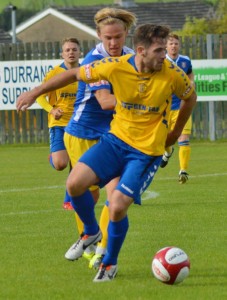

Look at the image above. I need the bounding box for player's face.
[166,38,180,58]
[61,42,81,65]
[143,38,167,72]
[98,23,127,57]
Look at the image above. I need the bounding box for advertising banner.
[193,59,227,101]
[0,59,227,110]
[0,60,61,110]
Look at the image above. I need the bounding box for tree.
[177,0,227,35]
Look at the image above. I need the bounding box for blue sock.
[102,216,129,266]
[70,190,99,235]
[49,154,55,169]
[64,190,71,203]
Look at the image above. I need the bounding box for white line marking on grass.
[1,172,227,217]
[142,190,159,200]
[1,209,63,216]
[1,172,227,194]
[156,172,227,181]
[0,185,64,193]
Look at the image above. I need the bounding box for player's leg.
[178,116,192,184]
[64,161,102,260]
[49,126,71,209]
[64,133,103,261]
[94,141,162,282]
[49,127,69,170]
[65,135,123,265]
[89,177,119,269]
[93,189,132,282]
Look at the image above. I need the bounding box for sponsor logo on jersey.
[60,93,76,98]
[122,101,159,113]
[89,80,110,87]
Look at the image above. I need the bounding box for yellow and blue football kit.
[37,62,78,206]
[79,54,194,156]
[166,53,193,172]
[37,62,78,153]
[70,54,194,268]
[78,54,194,202]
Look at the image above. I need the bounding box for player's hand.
[50,108,63,120]
[16,90,37,112]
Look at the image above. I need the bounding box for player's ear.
[97,30,102,40]
[137,45,146,56]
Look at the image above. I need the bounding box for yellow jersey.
[79,54,194,156]
[40,62,78,127]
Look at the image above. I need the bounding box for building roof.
[55,1,214,31]
[11,1,214,42]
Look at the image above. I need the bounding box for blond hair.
[94,7,137,33]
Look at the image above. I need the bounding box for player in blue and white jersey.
[63,8,137,268]
[160,33,195,183]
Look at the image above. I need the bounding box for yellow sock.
[179,145,191,171]
[75,213,84,235]
[97,204,109,249]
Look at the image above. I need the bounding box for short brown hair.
[61,37,80,47]
[133,24,170,48]
[167,33,179,40]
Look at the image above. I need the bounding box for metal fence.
[0,35,227,144]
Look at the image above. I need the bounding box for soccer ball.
[151,246,190,285]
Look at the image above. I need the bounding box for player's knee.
[66,176,84,197]
[109,200,128,221]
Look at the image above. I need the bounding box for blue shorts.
[49,126,66,153]
[79,133,162,205]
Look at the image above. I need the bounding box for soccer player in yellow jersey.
[16,24,197,282]
[36,38,81,210]
[160,33,195,183]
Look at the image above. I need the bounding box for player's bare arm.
[95,89,116,110]
[165,90,197,147]
[16,68,81,111]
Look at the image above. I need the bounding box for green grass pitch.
[0,141,227,299]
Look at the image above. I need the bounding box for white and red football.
[151,246,190,285]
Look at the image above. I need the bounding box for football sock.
[64,190,71,203]
[97,200,109,250]
[178,142,191,171]
[70,190,99,235]
[102,215,129,266]
[64,164,73,203]
[74,212,84,235]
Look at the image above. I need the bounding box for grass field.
[1,141,227,300]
